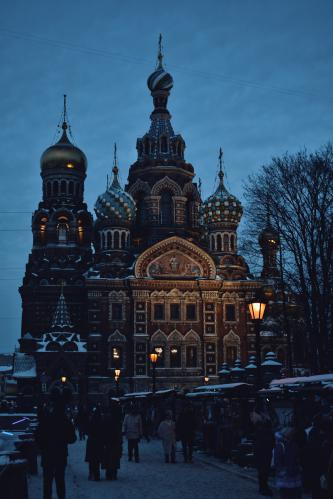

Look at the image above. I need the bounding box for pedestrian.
[253,414,274,496]
[305,414,332,499]
[274,427,303,499]
[158,410,176,463]
[35,388,76,499]
[123,405,142,463]
[75,404,88,441]
[103,399,123,480]
[85,406,104,481]
[176,403,196,463]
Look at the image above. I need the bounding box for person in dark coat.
[103,400,123,480]
[75,404,89,440]
[176,403,196,463]
[85,406,104,481]
[274,427,302,499]
[35,388,76,499]
[253,415,275,496]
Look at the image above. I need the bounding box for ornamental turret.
[126,36,201,248]
[259,216,280,279]
[202,149,247,279]
[94,144,136,276]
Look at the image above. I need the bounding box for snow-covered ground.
[27,439,277,499]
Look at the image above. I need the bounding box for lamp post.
[150,352,158,393]
[114,368,121,396]
[204,375,209,385]
[60,376,67,384]
[248,291,267,388]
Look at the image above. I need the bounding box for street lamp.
[204,376,209,385]
[248,290,267,388]
[114,368,121,396]
[61,376,67,384]
[150,352,158,393]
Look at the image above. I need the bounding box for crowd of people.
[34,387,333,499]
[252,408,333,498]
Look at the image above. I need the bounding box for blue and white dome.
[95,165,136,227]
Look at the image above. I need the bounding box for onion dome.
[147,34,173,92]
[95,145,135,226]
[40,95,87,173]
[202,149,243,226]
[259,223,280,248]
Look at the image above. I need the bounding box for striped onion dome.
[147,35,173,92]
[147,66,173,92]
[94,165,135,227]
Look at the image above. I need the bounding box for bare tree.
[242,144,333,372]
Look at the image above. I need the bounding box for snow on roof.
[270,373,333,386]
[12,353,36,378]
[194,383,251,392]
[123,391,153,398]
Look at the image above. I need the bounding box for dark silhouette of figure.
[305,415,333,499]
[253,415,275,496]
[103,400,123,480]
[176,403,196,463]
[75,404,88,440]
[35,388,76,499]
[123,406,142,463]
[158,410,176,463]
[274,427,302,499]
[85,406,104,481]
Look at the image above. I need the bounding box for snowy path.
[28,439,276,499]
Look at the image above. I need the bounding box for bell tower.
[20,96,93,339]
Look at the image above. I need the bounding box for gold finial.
[157,33,163,69]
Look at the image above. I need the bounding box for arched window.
[46,182,51,196]
[177,142,183,157]
[121,232,126,248]
[107,232,112,249]
[75,183,80,196]
[160,136,168,153]
[223,234,229,252]
[216,233,222,252]
[101,232,106,249]
[160,190,173,225]
[68,181,74,195]
[61,180,66,194]
[144,138,150,155]
[57,222,69,243]
[114,231,120,249]
[53,181,59,195]
[230,234,235,252]
[136,193,146,225]
[186,198,196,227]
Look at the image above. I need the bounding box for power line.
[0,27,321,100]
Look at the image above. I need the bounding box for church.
[19,40,285,398]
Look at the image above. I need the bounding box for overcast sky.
[0,0,332,352]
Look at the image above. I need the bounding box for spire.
[57,94,70,144]
[110,142,121,189]
[218,147,224,182]
[51,286,73,331]
[157,33,163,69]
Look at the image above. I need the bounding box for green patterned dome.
[202,169,243,226]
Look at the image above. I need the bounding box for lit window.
[67,163,74,169]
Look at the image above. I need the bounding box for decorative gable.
[135,236,216,279]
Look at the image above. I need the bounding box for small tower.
[259,215,280,278]
[202,149,248,279]
[20,96,93,338]
[94,144,136,277]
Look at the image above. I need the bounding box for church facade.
[19,42,286,396]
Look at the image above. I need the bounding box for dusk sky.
[0,0,332,352]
